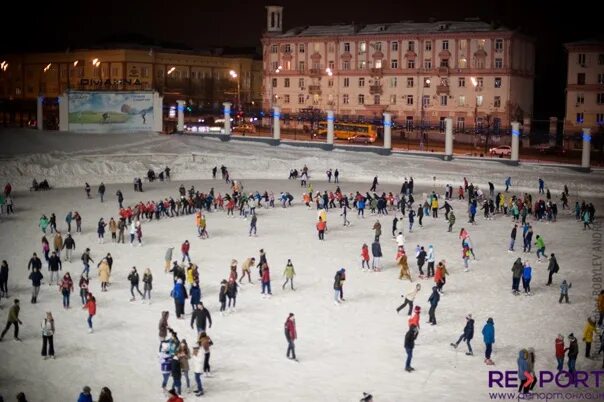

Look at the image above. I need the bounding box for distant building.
[261,6,535,130]
[0,46,263,114]
[563,38,604,135]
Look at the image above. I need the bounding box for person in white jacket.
[191,346,205,396]
[427,245,435,278]
[396,232,405,248]
[396,283,421,315]
[129,221,136,246]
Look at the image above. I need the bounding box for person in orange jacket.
[434,261,449,293]
[166,388,184,402]
[408,305,421,329]
[83,293,96,333]
[316,217,326,240]
[360,244,370,270]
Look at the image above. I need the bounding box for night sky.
[2,0,601,119]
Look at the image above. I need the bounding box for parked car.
[538,144,567,156]
[347,134,376,144]
[232,123,256,134]
[489,145,512,157]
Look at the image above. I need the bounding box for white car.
[489,145,512,157]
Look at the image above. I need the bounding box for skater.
[143,268,153,302]
[239,257,255,284]
[334,168,339,183]
[285,312,297,360]
[565,334,578,380]
[522,261,532,295]
[538,177,544,194]
[546,253,559,286]
[191,346,205,396]
[98,182,106,202]
[170,354,182,395]
[583,317,597,358]
[190,281,201,311]
[158,311,170,342]
[396,246,412,281]
[116,190,124,208]
[396,283,421,315]
[171,279,187,319]
[535,235,547,261]
[370,176,378,192]
[416,246,426,278]
[333,268,346,303]
[408,305,421,329]
[434,261,448,293]
[41,311,55,359]
[98,387,113,402]
[0,299,22,341]
[451,314,475,355]
[97,258,110,292]
[181,241,191,263]
[78,386,93,402]
[482,317,495,365]
[83,293,96,333]
[427,286,440,325]
[28,267,43,304]
[404,324,418,372]
[505,177,511,192]
[282,259,296,290]
[127,267,144,301]
[316,217,326,240]
[218,280,227,314]
[198,331,213,376]
[249,213,257,236]
[555,334,565,372]
[392,215,399,237]
[108,218,117,242]
[361,244,370,270]
[372,220,382,242]
[426,245,435,277]
[448,211,456,232]
[164,247,174,273]
[0,260,7,298]
[371,239,382,271]
[191,303,212,336]
[226,278,238,311]
[81,248,93,276]
[48,251,62,285]
[79,274,89,305]
[177,340,191,393]
[85,183,91,198]
[511,258,523,295]
[63,233,76,262]
[261,264,272,297]
[517,349,532,394]
[509,224,517,252]
[58,272,74,308]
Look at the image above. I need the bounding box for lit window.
[576,112,584,123]
[494,77,501,88]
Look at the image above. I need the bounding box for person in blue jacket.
[427,286,440,325]
[522,261,532,295]
[505,177,511,192]
[357,198,366,217]
[189,282,201,311]
[482,317,495,365]
[77,386,93,402]
[408,209,415,232]
[517,349,531,394]
[171,279,187,319]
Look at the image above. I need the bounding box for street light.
[470,76,479,147]
[229,70,241,115]
[325,67,338,115]
[420,78,431,150]
[167,67,176,75]
[1,61,8,72]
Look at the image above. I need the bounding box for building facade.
[0,47,263,111]
[563,39,604,134]
[261,6,534,130]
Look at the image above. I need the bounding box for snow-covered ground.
[0,129,602,402]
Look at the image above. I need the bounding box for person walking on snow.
[371,240,382,271]
[397,283,421,315]
[451,314,475,355]
[482,317,495,365]
[282,259,296,290]
[83,293,96,333]
[404,324,419,372]
[284,313,297,360]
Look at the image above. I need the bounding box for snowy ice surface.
[0,129,602,402]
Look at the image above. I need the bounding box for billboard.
[68,91,154,133]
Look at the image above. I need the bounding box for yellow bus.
[317,122,378,143]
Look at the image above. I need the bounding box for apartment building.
[563,38,604,134]
[262,6,534,129]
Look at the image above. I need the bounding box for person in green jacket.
[39,215,49,234]
[448,211,456,232]
[282,259,296,291]
[535,235,547,261]
[0,298,22,341]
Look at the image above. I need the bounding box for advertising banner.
[68,91,154,133]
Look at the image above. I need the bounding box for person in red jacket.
[83,293,96,333]
[181,241,191,263]
[555,334,565,372]
[360,244,370,270]
[261,264,272,297]
[284,313,297,360]
[408,305,421,329]
[316,217,326,240]
[166,388,184,402]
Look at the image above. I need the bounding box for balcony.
[309,68,322,77]
[369,84,383,95]
[308,85,322,95]
[438,66,449,76]
[370,68,383,77]
[436,85,450,95]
